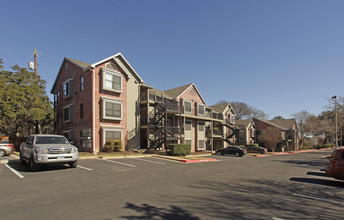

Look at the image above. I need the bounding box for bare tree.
[216,100,268,120]
[292,110,314,147]
[258,127,282,152]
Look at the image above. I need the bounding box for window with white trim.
[63,104,74,123]
[63,79,74,98]
[183,100,192,114]
[102,68,122,93]
[198,121,205,132]
[103,128,122,146]
[185,120,192,131]
[197,103,205,116]
[230,115,235,124]
[198,140,205,150]
[102,98,122,120]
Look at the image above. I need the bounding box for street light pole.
[332,96,338,148]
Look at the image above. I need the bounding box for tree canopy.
[0,59,54,140]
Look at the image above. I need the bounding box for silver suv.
[20,134,79,171]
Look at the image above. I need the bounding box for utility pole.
[34,49,40,134]
[332,96,338,148]
[34,49,38,84]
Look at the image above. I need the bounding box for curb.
[152,154,216,163]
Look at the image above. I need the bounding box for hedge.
[167,144,191,156]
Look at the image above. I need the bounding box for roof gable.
[164,83,206,105]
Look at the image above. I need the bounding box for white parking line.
[103,159,136,167]
[77,165,92,171]
[132,158,166,165]
[293,193,344,205]
[5,164,24,179]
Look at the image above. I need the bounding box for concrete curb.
[152,154,216,163]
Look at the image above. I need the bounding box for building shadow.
[121,203,200,220]
[290,177,344,188]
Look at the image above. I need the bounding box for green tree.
[272,116,285,120]
[0,59,54,144]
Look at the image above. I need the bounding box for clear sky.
[1,0,343,119]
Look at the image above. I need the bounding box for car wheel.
[29,156,39,172]
[235,152,240,157]
[0,149,5,157]
[69,161,78,168]
[20,152,26,164]
[216,152,222,155]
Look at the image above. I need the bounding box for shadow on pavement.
[290,177,344,188]
[6,160,70,173]
[121,203,200,220]
[306,171,330,177]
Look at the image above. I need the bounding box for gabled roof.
[66,57,90,69]
[253,118,287,130]
[209,102,236,115]
[209,103,228,113]
[51,53,144,94]
[236,119,254,129]
[164,83,193,99]
[269,119,296,130]
[164,83,206,105]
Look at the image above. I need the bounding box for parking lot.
[1,150,343,220]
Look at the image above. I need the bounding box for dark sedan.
[215,146,247,157]
[246,145,267,154]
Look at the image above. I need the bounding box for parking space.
[1,149,343,220]
[0,156,176,180]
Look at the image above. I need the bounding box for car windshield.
[35,136,69,145]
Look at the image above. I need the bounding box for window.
[103,128,122,147]
[63,104,74,123]
[197,103,205,116]
[80,76,84,91]
[63,79,74,98]
[102,69,122,93]
[106,63,117,71]
[185,120,192,131]
[102,98,122,120]
[230,115,235,124]
[185,139,192,147]
[251,129,255,137]
[184,100,192,114]
[198,140,205,150]
[63,130,74,143]
[198,121,205,131]
[80,103,83,118]
[63,80,73,97]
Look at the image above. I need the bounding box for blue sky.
[1,0,343,119]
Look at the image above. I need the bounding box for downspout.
[91,69,96,153]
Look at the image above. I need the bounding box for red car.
[325,148,344,180]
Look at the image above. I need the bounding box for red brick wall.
[55,59,129,153]
[178,85,205,152]
[93,60,128,152]
[55,59,93,152]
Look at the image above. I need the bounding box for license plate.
[58,156,64,159]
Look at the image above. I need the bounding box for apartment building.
[140,84,237,152]
[51,53,237,153]
[51,53,143,152]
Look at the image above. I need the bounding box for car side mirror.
[70,141,74,145]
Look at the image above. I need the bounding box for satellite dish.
[28,61,34,70]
